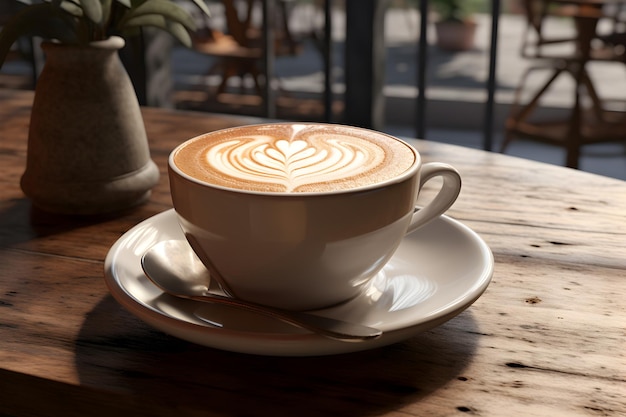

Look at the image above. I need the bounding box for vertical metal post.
[344,0,389,130]
[483,0,501,151]
[416,0,429,139]
[262,0,276,119]
[323,0,333,122]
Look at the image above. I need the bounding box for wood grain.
[1,89,624,417]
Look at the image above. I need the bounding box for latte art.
[207,137,378,192]
[173,124,416,192]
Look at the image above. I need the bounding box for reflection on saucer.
[366,264,436,311]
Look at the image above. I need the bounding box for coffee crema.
[173,123,416,192]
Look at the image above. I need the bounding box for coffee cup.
[168,123,461,311]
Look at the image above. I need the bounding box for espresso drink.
[173,123,416,193]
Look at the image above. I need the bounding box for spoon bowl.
[140,240,382,342]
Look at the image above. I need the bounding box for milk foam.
[174,124,415,192]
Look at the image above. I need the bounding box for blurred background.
[2,0,625,180]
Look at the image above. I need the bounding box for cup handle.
[406,162,462,234]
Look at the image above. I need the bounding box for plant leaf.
[114,0,132,9]
[120,0,196,31]
[12,0,35,6]
[163,20,192,47]
[189,0,210,18]
[0,3,77,67]
[100,0,112,23]
[123,14,191,47]
[123,13,167,28]
[60,0,84,17]
[78,0,103,24]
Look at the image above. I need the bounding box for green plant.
[429,0,481,22]
[0,0,210,64]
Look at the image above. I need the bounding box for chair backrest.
[518,0,579,59]
[522,0,548,35]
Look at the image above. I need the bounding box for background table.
[1,89,624,416]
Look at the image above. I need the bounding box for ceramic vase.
[20,36,160,215]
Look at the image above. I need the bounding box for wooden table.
[1,89,624,416]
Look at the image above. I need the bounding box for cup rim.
[168,122,422,197]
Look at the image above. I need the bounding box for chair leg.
[580,69,606,121]
[564,108,582,169]
[565,146,581,169]
[500,128,516,153]
[216,60,241,95]
[564,65,585,170]
[515,67,564,122]
[502,66,565,153]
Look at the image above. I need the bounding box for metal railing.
[260,0,501,151]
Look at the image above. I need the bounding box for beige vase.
[21,36,160,215]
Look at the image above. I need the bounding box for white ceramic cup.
[168,123,461,311]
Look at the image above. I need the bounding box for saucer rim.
[104,209,493,356]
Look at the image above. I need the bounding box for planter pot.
[434,19,478,52]
[21,36,160,215]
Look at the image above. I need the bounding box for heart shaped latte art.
[206,135,384,192]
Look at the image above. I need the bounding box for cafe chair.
[190,0,303,100]
[502,0,626,169]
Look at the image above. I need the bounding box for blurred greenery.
[393,0,494,16]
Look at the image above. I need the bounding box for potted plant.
[0,0,210,215]
[431,0,479,52]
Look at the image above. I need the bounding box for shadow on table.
[0,198,104,248]
[75,295,481,416]
[0,197,169,264]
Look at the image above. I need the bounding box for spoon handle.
[182,292,382,342]
[141,239,382,342]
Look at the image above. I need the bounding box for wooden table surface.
[1,89,624,417]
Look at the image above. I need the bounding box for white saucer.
[104,209,493,356]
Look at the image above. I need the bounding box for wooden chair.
[502,0,626,169]
[191,0,303,98]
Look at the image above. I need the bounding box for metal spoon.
[140,240,382,342]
